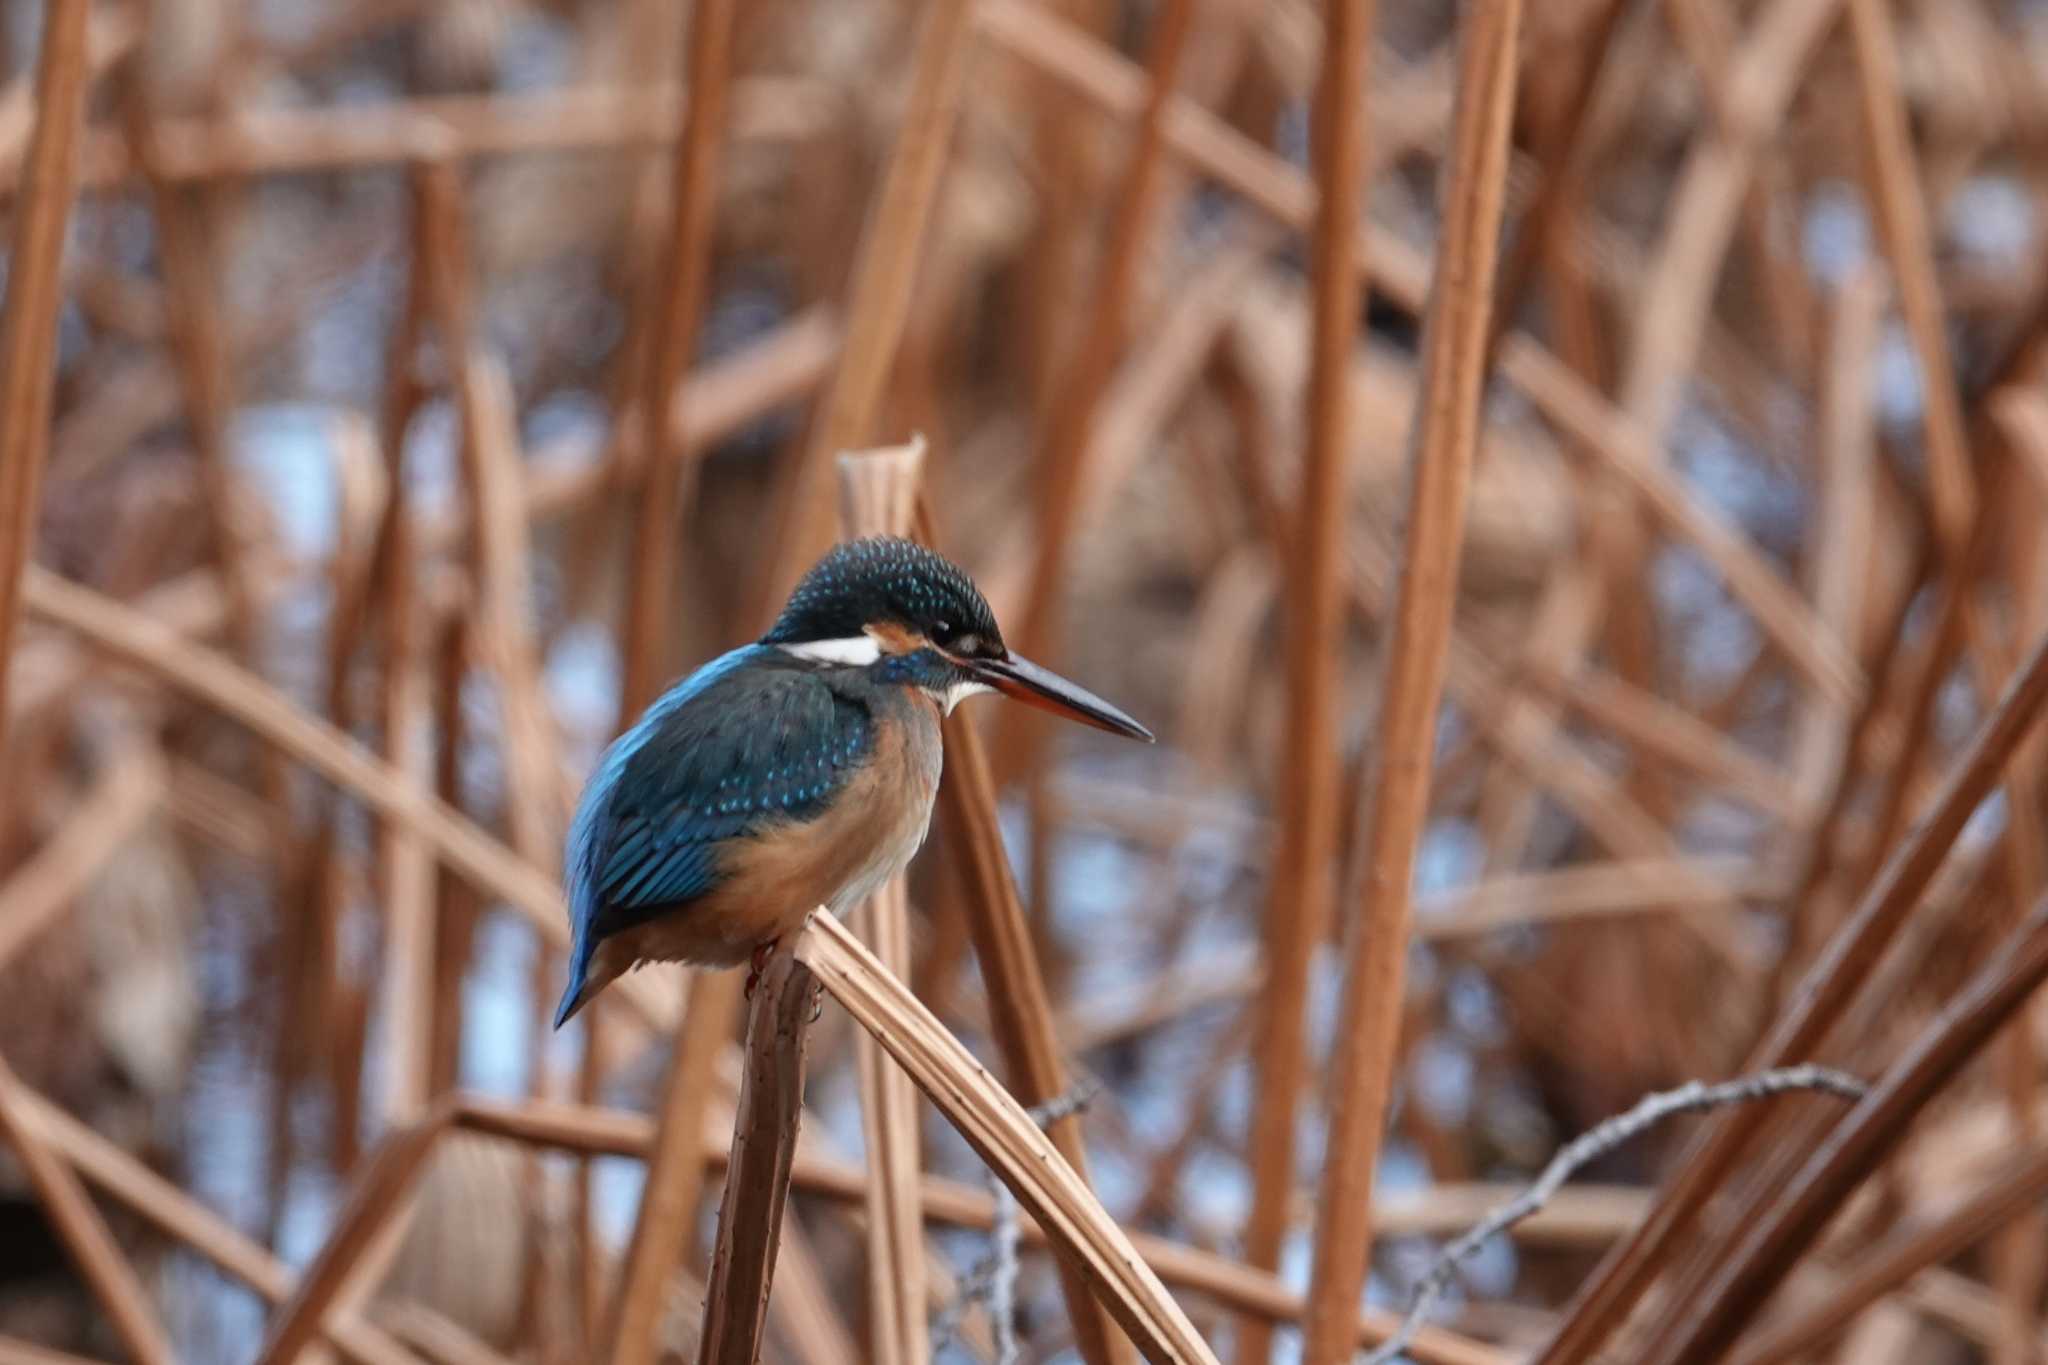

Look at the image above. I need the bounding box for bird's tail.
[553,910,599,1029]
[552,970,592,1030]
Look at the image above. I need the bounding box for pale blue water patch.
[460,915,541,1095]
[229,405,346,562]
[1654,544,1761,698]
[396,397,466,530]
[1415,819,1485,904]
[275,1165,338,1271]
[500,8,578,91]
[1962,789,2009,853]
[1874,321,1926,431]
[547,620,622,762]
[1948,176,2034,270]
[1802,180,1871,285]
[1445,966,1506,1044]
[1411,1033,1475,1126]
[299,251,405,400]
[1049,830,1149,950]
[1674,411,1807,552]
[527,388,611,468]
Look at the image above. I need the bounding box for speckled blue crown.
[761,536,1003,652]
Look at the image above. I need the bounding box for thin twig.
[939,1079,1106,1358]
[1364,1066,1867,1364]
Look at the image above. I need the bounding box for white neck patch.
[938,679,993,715]
[782,635,883,666]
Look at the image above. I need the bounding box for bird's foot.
[743,939,777,999]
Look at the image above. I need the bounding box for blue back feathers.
[555,644,874,1026]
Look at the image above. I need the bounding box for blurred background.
[7,0,2048,1360]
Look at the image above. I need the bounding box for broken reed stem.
[793,911,1218,1365]
[1300,4,1523,1362]
[1539,616,2048,1362]
[0,0,92,725]
[696,946,819,1365]
[1365,1065,1867,1365]
[838,439,931,1365]
[1235,0,1373,1356]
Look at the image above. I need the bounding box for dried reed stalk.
[751,0,975,627]
[602,974,741,1357]
[0,0,92,726]
[1657,894,2048,1362]
[368,317,437,1127]
[0,1340,115,1365]
[930,635,1135,1364]
[838,439,930,1365]
[1000,0,1196,769]
[1234,0,1373,1355]
[254,1106,447,1364]
[985,0,1862,716]
[452,1096,1506,1363]
[0,748,162,970]
[0,1052,175,1365]
[14,1086,414,1365]
[416,158,566,874]
[1539,619,2048,1360]
[1299,5,1523,1360]
[20,567,676,1027]
[1846,0,1974,558]
[616,0,736,717]
[20,82,824,191]
[1732,1134,2048,1365]
[793,912,1217,1365]
[696,945,819,1365]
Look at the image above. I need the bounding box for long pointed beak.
[970,653,1154,742]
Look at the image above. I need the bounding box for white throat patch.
[938,679,993,715]
[781,635,882,666]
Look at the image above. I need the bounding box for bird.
[552,535,1153,1027]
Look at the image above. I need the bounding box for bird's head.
[762,536,1153,742]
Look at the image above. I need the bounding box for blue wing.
[555,646,872,1025]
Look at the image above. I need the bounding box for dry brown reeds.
[7,0,2048,1361]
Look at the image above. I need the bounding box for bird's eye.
[931,620,954,644]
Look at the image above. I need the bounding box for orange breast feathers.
[586,697,943,978]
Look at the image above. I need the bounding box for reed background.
[4,0,2048,1360]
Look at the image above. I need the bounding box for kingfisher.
[552,535,1153,1026]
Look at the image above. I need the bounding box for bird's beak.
[969,653,1154,742]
